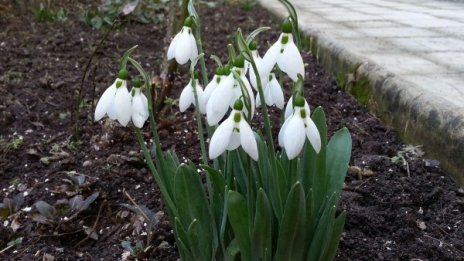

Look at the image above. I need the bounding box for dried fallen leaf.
[11,217,20,232]
[42,253,55,261]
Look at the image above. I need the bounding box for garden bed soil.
[1,2,463,260]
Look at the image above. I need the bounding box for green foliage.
[34,4,68,23]
[80,0,170,30]
[143,108,352,261]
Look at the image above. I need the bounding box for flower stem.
[191,79,208,165]
[127,57,162,152]
[192,16,209,87]
[250,61,275,152]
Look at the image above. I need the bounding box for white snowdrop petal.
[284,115,306,159]
[270,78,285,109]
[239,120,259,161]
[277,39,304,81]
[304,100,311,115]
[132,94,147,128]
[264,85,274,106]
[107,99,117,120]
[284,96,294,120]
[141,92,149,121]
[204,75,218,103]
[195,84,206,114]
[242,76,256,118]
[179,81,194,112]
[167,32,181,60]
[227,132,241,150]
[114,87,132,126]
[207,75,234,125]
[256,93,262,107]
[261,35,282,74]
[95,83,116,121]
[278,117,290,147]
[174,29,193,65]
[209,117,234,159]
[188,32,198,61]
[305,118,322,153]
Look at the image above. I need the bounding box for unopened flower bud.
[249,41,258,51]
[223,66,231,75]
[132,77,142,88]
[184,16,194,27]
[281,17,293,33]
[234,54,245,68]
[118,69,129,80]
[233,99,244,111]
[215,67,224,76]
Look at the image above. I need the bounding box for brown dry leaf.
[42,253,55,261]
[11,217,20,232]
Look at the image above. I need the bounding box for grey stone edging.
[258,2,464,185]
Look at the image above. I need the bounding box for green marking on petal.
[300,108,306,118]
[281,35,289,45]
[116,80,123,88]
[234,112,241,123]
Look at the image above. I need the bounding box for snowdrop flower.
[130,79,149,128]
[179,75,206,114]
[209,100,258,161]
[245,42,267,90]
[203,67,224,104]
[95,69,132,126]
[256,73,285,109]
[167,17,198,65]
[279,95,321,159]
[261,18,304,82]
[206,57,255,126]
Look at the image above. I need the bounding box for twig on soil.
[90,65,98,121]
[123,190,149,222]
[74,200,107,248]
[423,234,464,255]
[0,244,15,255]
[39,229,85,238]
[71,19,120,140]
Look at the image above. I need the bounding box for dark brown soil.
[1,2,463,261]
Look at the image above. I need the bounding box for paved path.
[259,0,464,184]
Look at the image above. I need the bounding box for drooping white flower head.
[206,57,255,126]
[256,73,285,109]
[245,42,268,90]
[279,95,321,159]
[261,18,304,82]
[179,76,206,114]
[95,69,132,126]
[209,100,258,161]
[167,17,198,65]
[130,81,149,128]
[203,67,225,105]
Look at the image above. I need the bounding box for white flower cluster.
[94,72,149,128]
[170,17,321,161]
[93,16,321,162]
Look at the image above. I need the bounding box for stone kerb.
[259,1,464,185]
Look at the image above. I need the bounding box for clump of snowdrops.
[94,1,352,260]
